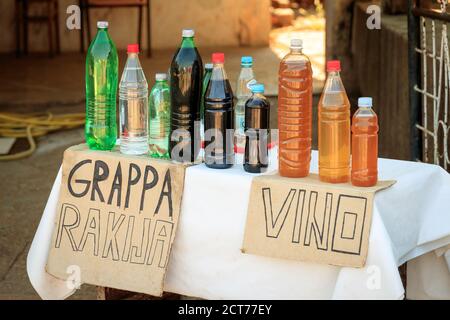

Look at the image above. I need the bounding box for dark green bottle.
[169,29,203,162]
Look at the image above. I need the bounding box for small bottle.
[278,39,313,178]
[149,73,171,159]
[351,97,379,187]
[204,52,235,169]
[85,21,118,150]
[236,56,255,153]
[244,83,270,174]
[119,44,149,155]
[318,60,351,183]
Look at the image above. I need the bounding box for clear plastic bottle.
[149,73,170,159]
[85,21,118,150]
[278,39,313,178]
[351,97,379,187]
[318,60,351,183]
[236,56,255,153]
[119,44,149,155]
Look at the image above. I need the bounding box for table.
[406,246,450,299]
[27,150,450,299]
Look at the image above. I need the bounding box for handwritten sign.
[242,174,395,267]
[46,144,186,296]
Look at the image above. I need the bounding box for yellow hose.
[0,112,85,161]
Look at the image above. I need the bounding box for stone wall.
[352,2,410,160]
[1,0,271,53]
[326,0,411,160]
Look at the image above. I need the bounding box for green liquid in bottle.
[149,74,171,159]
[85,22,118,150]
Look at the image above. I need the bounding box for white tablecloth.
[27,150,450,299]
[406,246,450,299]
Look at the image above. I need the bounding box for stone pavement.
[0,126,97,299]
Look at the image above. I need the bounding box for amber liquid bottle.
[351,97,379,187]
[278,39,313,178]
[318,60,351,183]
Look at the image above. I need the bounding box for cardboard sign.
[242,174,395,268]
[46,144,186,296]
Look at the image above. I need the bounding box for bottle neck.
[252,92,265,99]
[290,47,303,54]
[324,71,344,92]
[181,36,195,48]
[95,27,110,41]
[211,63,228,81]
[328,71,340,77]
[125,52,141,69]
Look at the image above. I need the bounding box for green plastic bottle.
[149,73,171,159]
[85,21,118,150]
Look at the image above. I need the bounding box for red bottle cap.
[212,52,225,64]
[127,44,139,54]
[327,60,341,72]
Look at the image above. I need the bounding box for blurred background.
[0,0,448,299]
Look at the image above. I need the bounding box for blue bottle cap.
[241,56,253,66]
[251,83,264,93]
[358,97,373,107]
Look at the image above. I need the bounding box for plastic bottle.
[318,60,351,183]
[170,29,203,162]
[236,56,255,153]
[204,52,234,169]
[119,44,149,155]
[244,83,270,174]
[278,39,313,178]
[85,21,118,150]
[201,63,213,144]
[351,97,379,187]
[149,73,171,159]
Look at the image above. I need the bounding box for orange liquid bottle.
[278,39,313,178]
[351,97,379,187]
[318,60,350,183]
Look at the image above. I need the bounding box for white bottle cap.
[155,73,167,81]
[205,63,213,70]
[182,29,195,37]
[358,97,373,107]
[97,21,109,29]
[290,38,303,49]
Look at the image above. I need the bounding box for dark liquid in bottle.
[170,46,203,162]
[244,95,270,173]
[204,79,235,169]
